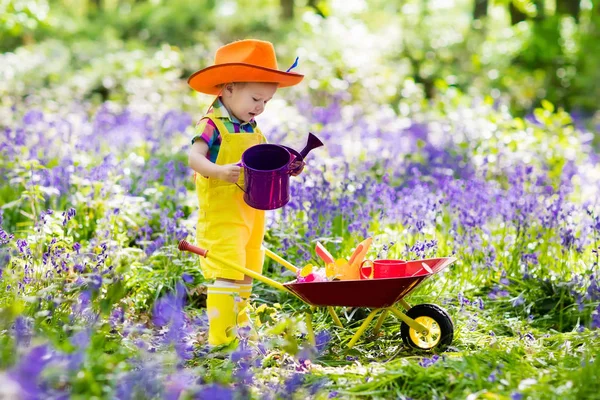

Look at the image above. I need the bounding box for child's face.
[222,82,278,123]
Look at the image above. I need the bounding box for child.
[187,39,304,346]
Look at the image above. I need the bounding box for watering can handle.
[233,162,247,193]
[359,260,374,279]
[287,153,301,175]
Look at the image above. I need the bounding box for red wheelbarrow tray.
[283,257,455,308]
[177,241,457,350]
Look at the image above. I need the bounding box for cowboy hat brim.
[188,63,304,95]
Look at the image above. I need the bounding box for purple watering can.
[237,132,324,210]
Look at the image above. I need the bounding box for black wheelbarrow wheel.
[400,304,453,351]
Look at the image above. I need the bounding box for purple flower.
[116,359,163,399]
[23,110,44,125]
[419,354,441,368]
[194,384,234,400]
[152,283,188,357]
[164,371,195,400]
[233,360,254,385]
[523,332,535,341]
[68,330,90,371]
[475,298,485,310]
[9,344,52,399]
[88,274,103,291]
[62,207,76,226]
[591,304,600,330]
[153,284,185,328]
[521,253,539,266]
[295,357,312,372]
[488,286,509,299]
[110,307,125,328]
[182,273,193,283]
[315,330,331,354]
[458,293,470,311]
[14,316,32,347]
[512,293,525,307]
[282,373,305,397]
[16,239,30,255]
[0,228,13,245]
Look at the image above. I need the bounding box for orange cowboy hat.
[188,39,304,95]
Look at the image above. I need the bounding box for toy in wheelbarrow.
[178,238,457,352]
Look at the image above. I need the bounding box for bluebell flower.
[194,384,234,400]
[13,316,32,347]
[315,330,331,355]
[512,293,525,307]
[591,304,600,329]
[88,274,103,291]
[419,355,440,368]
[164,371,195,400]
[282,373,304,398]
[9,344,52,399]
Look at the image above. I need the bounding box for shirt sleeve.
[191,118,219,146]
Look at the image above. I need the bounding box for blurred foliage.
[0,0,599,115]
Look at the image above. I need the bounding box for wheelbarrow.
[179,240,457,351]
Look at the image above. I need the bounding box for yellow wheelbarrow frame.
[179,240,454,350]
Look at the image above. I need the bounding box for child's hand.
[290,160,305,176]
[218,163,241,183]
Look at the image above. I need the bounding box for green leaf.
[541,99,555,113]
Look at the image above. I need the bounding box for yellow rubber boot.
[237,284,252,327]
[206,280,239,346]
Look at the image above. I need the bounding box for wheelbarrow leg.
[398,299,412,311]
[327,307,344,328]
[347,309,380,349]
[388,307,429,334]
[372,310,389,335]
[305,309,315,346]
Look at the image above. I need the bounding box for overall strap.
[202,114,232,137]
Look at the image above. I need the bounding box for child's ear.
[224,83,235,96]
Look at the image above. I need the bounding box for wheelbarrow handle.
[178,240,292,294]
[178,240,208,258]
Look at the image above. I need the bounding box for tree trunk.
[90,0,101,12]
[509,2,527,25]
[533,0,545,21]
[556,0,581,22]
[473,0,488,20]
[308,0,326,17]
[281,0,294,20]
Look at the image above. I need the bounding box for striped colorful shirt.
[191,98,258,163]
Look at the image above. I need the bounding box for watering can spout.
[299,132,324,158]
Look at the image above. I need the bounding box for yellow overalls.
[195,114,266,345]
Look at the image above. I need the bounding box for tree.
[308,0,327,18]
[473,0,488,20]
[281,0,294,20]
[556,0,580,22]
